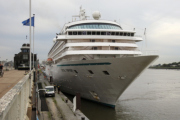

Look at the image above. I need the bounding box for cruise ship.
[46,7,158,108]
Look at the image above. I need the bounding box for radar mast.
[72,6,89,20]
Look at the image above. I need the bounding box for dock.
[0,69,89,120]
[0,70,25,98]
[37,72,89,120]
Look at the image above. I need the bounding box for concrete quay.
[0,70,33,120]
[0,70,25,98]
[37,73,89,120]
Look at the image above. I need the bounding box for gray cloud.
[0,0,180,64]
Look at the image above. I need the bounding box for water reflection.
[64,69,180,120]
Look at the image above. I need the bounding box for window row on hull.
[68,23,121,30]
[61,69,110,75]
[68,31,134,36]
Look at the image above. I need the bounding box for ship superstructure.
[46,7,158,107]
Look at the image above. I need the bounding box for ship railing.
[134,35,142,37]
[67,41,136,44]
[140,50,159,56]
[67,49,141,52]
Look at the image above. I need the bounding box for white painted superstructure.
[46,7,158,107]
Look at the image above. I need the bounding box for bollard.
[76,93,81,110]
[33,71,36,82]
[50,76,53,83]
[65,99,68,103]
[81,117,85,120]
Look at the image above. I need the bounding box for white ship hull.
[46,55,158,107]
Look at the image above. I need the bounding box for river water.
[65,69,180,120]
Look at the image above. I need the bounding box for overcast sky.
[0,0,180,64]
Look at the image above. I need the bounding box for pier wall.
[0,71,33,120]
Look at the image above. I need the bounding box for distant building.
[14,43,37,70]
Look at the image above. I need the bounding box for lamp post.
[6,59,8,71]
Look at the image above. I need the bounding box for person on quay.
[54,85,56,92]
[57,86,60,94]
[0,64,3,73]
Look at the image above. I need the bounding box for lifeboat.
[47,58,53,63]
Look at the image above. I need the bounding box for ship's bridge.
[65,20,122,30]
[58,20,140,41]
[67,21,122,30]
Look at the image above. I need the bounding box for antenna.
[72,6,89,20]
[144,28,147,47]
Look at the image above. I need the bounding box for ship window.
[120,32,123,36]
[111,32,115,35]
[82,31,86,35]
[91,39,95,42]
[115,47,119,50]
[88,70,94,74]
[92,47,97,50]
[74,70,78,74]
[112,40,115,43]
[92,31,96,35]
[23,55,28,59]
[97,32,100,35]
[103,71,109,75]
[23,44,26,46]
[68,32,72,35]
[87,31,91,35]
[127,33,130,36]
[69,23,122,29]
[106,25,110,29]
[116,32,119,35]
[104,25,107,29]
[82,25,86,28]
[95,25,98,28]
[81,25,84,29]
[101,32,106,35]
[99,25,104,29]
[78,31,82,35]
[124,32,127,36]
[107,32,111,35]
[131,33,134,36]
[73,32,77,35]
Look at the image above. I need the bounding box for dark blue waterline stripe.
[57,62,111,66]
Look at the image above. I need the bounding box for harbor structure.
[14,43,37,70]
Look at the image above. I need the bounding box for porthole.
[74,70,78,73]
[103,71,109,75]
[88,70,94,74]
